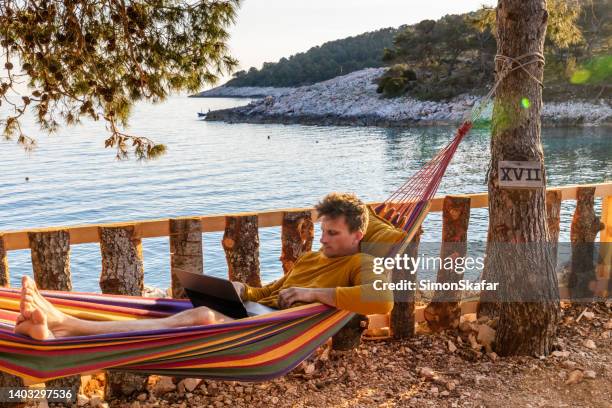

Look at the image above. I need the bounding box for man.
[15,192,393,340]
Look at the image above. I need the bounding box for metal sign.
[498,161,544,188]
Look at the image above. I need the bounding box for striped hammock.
[0,119,474,383]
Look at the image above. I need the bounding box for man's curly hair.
[315,192,369,233]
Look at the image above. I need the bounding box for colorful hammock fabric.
[0,288,353,383]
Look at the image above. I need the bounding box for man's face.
[319,215,363,258]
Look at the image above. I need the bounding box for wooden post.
[169,218,203,299]
[390,227,423,339]
[280,211,314,274]
[0,235,8,287]
[598,196,612,297]
[424,196,471,331]
[331,314,368,350]
[222,215,261,286]
[569,187,604,301]
[98,225,147,397]
[28,230,80,393]
[547,189,562,275]
[28,230,72,290]
[0,235,24,408]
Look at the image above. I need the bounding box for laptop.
[175,269,277,319]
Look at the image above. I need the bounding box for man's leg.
[14,276,228,340]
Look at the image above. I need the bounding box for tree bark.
[0,235,8,287]
[424,196,471,331]
[98,226,147,397]
[169,218,203,299]
[28,230,80,393]
[222,215,261,286]
[28,230,72,291]
[390,227,422,339]
[280,211,314,274]
[569,187,604,301]
[481,0,560,356]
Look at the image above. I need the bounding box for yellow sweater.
[244,251,393,315]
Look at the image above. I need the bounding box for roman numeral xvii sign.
[498,161,544,188]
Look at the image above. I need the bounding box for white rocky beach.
[196,68,612,127]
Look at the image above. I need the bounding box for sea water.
[1,96,610,291]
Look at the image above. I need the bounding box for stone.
[446,381,456,391]
[584,370,596,379]
[583,339,597,350]
[137,393,148,402]
[561,360,577,369]
[419,367,435,380]
[604,320,612,330]
[304,363,316,375]
[582,311,595,320]
[89,395,103,408]
[153,376,177,395]
[77,394,90,407]
[441,391,450,397]
[447,340,457,353]
[271,397,279,404]
[477,324,496,352]
[552,350,570,358]
[565,370,583,385]
[178,378,201,393]
[487,352,498,361]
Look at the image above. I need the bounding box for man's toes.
[31,308,47,326]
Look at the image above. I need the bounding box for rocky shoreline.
[199,68,612,127]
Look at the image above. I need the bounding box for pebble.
[419,367,435,379]
[584,370,596,379]
[447,340,457,353]
[552,350,570,358]
[561,360,577,369]
[565,370,583,385]
[584,339,597,349]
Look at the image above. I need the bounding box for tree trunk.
[0,235,23,408]
[424,196,471,331]
[28,230,72,291]
[390,227,422,339]
[28,230,80,393]
[280,211,314,274]
[546,189,562,265]
[169,218,203,299]
[569,187,604,301]
[0,235,8,287]
[222,215,261,286]
[482,0,560,356]
[98,226,147,397]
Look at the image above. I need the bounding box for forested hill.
[225,28,398,87]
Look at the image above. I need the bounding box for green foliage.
[0,0,240,159]
[376,64,417,97]
[383,0,610,101]
[226,28,398,87]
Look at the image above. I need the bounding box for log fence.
[0,182,610,395]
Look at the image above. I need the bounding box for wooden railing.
[0,182,610,392]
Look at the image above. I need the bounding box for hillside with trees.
[225,28,398,87]
[226,0,609,102]
[376,0,610,101]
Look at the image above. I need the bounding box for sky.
[217,0,496,86]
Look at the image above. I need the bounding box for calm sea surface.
[1,96,610,292]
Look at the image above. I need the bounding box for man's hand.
[232,281,246,300]
[278,287,336,309]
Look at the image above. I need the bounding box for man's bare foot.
[20,276,67,329]
[14,308,55,340]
